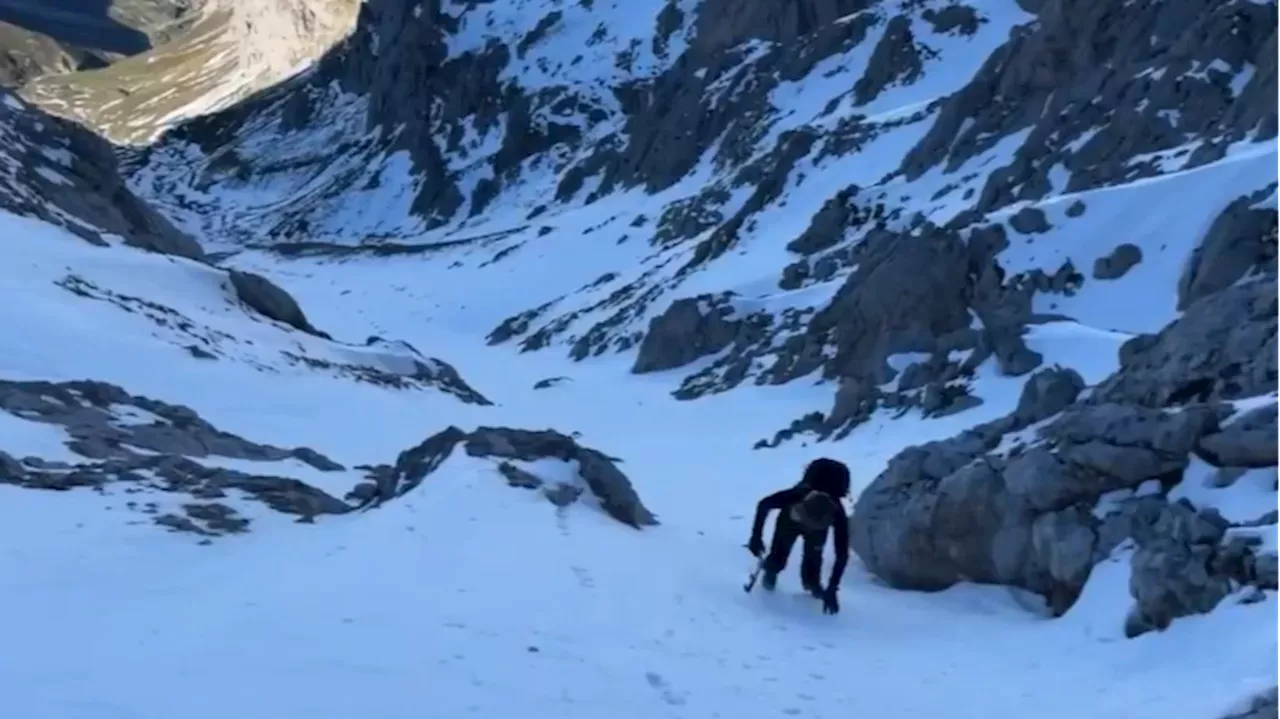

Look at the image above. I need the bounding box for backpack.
[789,490,838,534]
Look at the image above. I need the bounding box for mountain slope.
[0,204,1274,719]
[0,0,197,87]
[130,0,1277,442]
[0,0,1276,717]
[16,0,360,144]
[0,90,200,256]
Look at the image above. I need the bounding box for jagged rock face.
[809,227,971,382]
[0,91,202,259]
[139,0,976,240]
[323,0,462,221]
[368,425,658,529]
[691,0,871,50]
[162,0,497,226]
[140,0,1278,249]
[897,0,1277,207]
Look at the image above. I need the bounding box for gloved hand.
[821,587,840,615]
[747,536,765,558]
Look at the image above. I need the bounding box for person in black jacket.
[746,457,851,615]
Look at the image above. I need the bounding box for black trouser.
[762,513,825,590]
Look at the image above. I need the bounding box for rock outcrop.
[632,296,744,373]
[0,90,203,259]
[896,0,1277,204]
[1222,687,1280,719]
[0,379,600,539]
[360,425,659,529]
[1092,243,1143,281]
[851,277,1278,624]
[1178,193,1278,310]
[229,269,330,338]
[0,378,352,537]
[1197,405,1278,468]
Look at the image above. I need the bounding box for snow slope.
[1,203,1276,719]
[4,463,1274,719]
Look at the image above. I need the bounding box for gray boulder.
[228,270,329,338]
[1047,403,1221,484]
[850,314,1249,618]
[1096,278,1277,407]
[808,226,971,382]
[1126,540,1231,637]
[1196,404,1278,468]
[1008,207,1051,234]
[981,324,1045,377]
[633,296,741,374]
[1253,552,1279,590]
[1124,500,1232,638]
[1093,243,1143,280]
[1178,196,1277,311]
[1011,365,1085,426]
[851,266,1276,625]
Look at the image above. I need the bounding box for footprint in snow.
[644,671,688,707]
[570,565,595,589]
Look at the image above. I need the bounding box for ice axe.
[742,546,765,593]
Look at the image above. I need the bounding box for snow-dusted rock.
[0,90,203,259]
[1222,688,1280,719]
[374,425,658,529]
[0,378,353,534]
[1178,193,1278,310]
[632,296,744,374]
[1098,279,1277,408]
[0,0,1274,712]
[1198,405,1279,469]
[852,274,1277,623]
[1124,500,1233,637]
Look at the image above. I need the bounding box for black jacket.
[750,486,850,590]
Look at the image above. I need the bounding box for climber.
[746,457,851,615]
